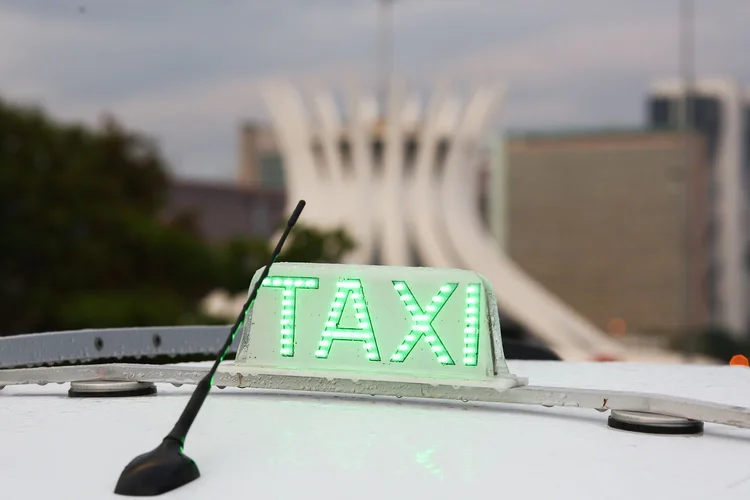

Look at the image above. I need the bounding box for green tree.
[213,224,356,292]
[281,225,356,264]
[0,99,355,335]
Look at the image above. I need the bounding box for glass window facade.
[648,95,723,163]
[692,97,723,163]
[259,152,286,190]
[648,97,675,129]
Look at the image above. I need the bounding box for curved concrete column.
[261,79,639,360]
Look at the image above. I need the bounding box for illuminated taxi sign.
[234,263,507,381]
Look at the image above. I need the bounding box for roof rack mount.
[2,263,749,432]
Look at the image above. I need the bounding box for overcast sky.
[2,0,749,180]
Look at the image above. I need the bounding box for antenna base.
[114,438,200,496]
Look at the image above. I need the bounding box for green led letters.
[463,284,481,366]
[315,279,381,361]
[390,281,457,365]
[261,276,320,356]
[263,275,483,367]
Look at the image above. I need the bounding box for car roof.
[3,360,750,500]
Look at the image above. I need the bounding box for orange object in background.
[606,318,627,337]
[729,354,749,367]
[592,354,619,362]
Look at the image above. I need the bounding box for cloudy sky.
[2,0,749,180]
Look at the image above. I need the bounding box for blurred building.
[237,124,286,191]
[489,129,710,341]
[647,78,750,339]
[235,121,712,342]
[233,82,742,352]
[165,179,285,243]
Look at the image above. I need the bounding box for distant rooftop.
[505,126,663,140]
[164,179,285,243]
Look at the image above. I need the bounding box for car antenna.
[114,199,307,497]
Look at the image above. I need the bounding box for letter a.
[315,278,381,361]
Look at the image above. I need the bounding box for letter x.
[390,281,457,365]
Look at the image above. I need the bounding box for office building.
[237,124,286,190]
[491,129,710,340]
[647,78,750,338]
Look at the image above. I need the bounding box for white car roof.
[4,360,750,500]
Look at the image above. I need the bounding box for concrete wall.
[504,131,709,339]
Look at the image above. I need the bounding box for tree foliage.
[0,99,355,335]
[211,225,356,293]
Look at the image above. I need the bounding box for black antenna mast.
[114,200,307,496]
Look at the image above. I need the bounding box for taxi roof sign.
[233,263,511,382]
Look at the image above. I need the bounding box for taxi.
[2,202,750,499]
